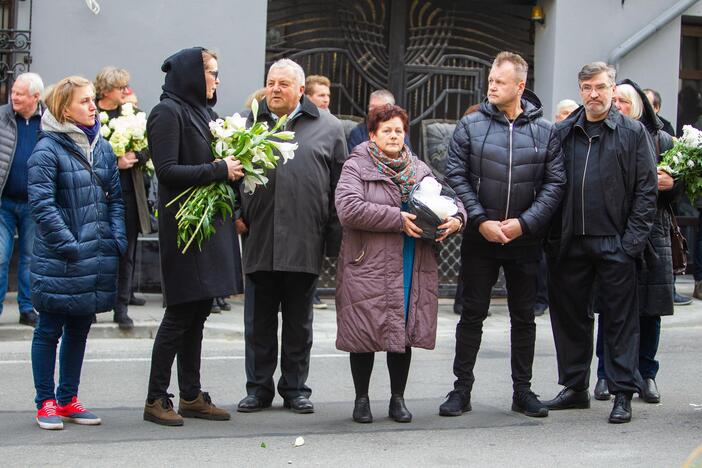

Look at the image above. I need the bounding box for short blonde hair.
[615,84,643,120]
[45,76,93,124]
[493,51,528,82]
[94,67,129,100]
[305,75,330,95]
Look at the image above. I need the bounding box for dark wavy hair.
[367,104,409,134]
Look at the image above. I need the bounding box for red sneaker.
[57,397,101,425]
[36,399,63,430]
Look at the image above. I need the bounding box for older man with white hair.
[554,99,578,123]
[0,72,44,327]
[236,58,348,414]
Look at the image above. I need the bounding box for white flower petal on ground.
[293,436,304,447]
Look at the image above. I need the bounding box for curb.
[0,322,244,342]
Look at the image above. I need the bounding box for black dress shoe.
[217,297,231,311]
[388,394,412,423]
[594,378,611,401]
[609,393,632,423]
[237,395,272,413]
[640,378,660,403]
[543,387,590,410]
[283,396,314,414]
[129,295,146,306]
[352,395,373,423]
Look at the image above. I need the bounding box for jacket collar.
[256,94,320,123]
[563,105,620,134]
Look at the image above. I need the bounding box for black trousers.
[535,250,549,309]
[115,195,138,315]
[146,299,211,401]
[350,348,412,398]
[244,271,317,401]
[548,236,639,394]
[453,253,538,393]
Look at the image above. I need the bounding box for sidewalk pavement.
[0,275,700,341]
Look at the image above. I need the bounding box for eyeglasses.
[580,84,611,94]
[207,70,219,79]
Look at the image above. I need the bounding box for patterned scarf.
[367,141,416,201]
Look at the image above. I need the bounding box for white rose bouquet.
[99,103,152,175]
[167,100,297,254]
[658,125,702,201]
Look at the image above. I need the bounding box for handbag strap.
[68,150,111,200]
[667,204,682,234]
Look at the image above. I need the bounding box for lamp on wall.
[531,5,545,25]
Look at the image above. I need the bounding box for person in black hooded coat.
[592,78,682,404]
[143,47,243,426]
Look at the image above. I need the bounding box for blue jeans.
[31,312,93,408]
[0,196,35,314]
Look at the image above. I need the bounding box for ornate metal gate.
[0,0,32,103]
[266,0,535,294]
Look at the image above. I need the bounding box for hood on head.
[161,46,215,108]
[480,88,543,121]
[617,78,661,134]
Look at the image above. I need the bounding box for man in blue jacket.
[0,73,44,327]
[442,51,565,418]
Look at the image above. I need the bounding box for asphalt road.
[0,284,701,467]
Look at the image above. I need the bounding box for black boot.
[594,378,610,401]
[113,311,134,330]
[640,378,660,404]
[388,394,412,423]
[353,395,373,423]
[609,393,632,424]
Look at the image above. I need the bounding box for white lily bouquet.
[167,100,297,254]
[99,103,154,175]
[659,125,702,201]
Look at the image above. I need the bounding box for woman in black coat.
[143,47,243,426]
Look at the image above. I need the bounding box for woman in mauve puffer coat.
[335,104,465,424]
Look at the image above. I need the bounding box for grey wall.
[535,0,702,128]
[30,0,267,115]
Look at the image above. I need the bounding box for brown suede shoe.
[179,392,231,421]
[144,396,184,426]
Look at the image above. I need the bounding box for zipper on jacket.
[581,137,593,235]
[504,121,514,219]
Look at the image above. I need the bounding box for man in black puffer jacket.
[542,63,658,425]
[440,52,565,419]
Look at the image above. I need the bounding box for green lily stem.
[181,204,212,254]
[166,186,194,208]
